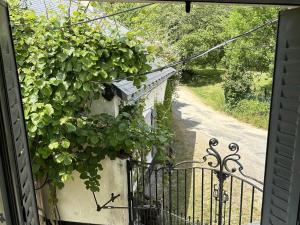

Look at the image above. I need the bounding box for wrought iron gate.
[127,138,263,225]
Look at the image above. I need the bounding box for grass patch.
[183,68,270,129]
[190,85,270,129]
[230,100,270,129]
[190,84,226,112]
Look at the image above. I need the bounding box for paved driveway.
[172,86,268,181]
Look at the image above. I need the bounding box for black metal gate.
[127,138,263,225]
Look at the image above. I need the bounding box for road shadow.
[171,99,200,220]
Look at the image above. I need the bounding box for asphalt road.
[172,86,268,181]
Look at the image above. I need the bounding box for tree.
[221,6,278,105]
[99,3,228,67]
[222,64,253,106]
[223,6,278,72]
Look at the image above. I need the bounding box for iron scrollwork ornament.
[203,138,245,180]
[203,138,244,225]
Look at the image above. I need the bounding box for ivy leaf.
[57,72,66,81]
[76,118,85,128]
[40,148,52,159]
[55,154,64,163]
[49,141,59,150]
[66,62,73,72]
[61,173,71,183]
[66,123,76,132]
[44,104,54,115]
[99,70,108,79]
[60,117,69,125]
[63,155,73,165]
[61,139,70,149]
[83,83,91,91]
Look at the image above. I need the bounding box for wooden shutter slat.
[275,143,293,158]
[278,121,296,135]
[279,109,298,124]
[277,132,295,147]
[280,97,298,111]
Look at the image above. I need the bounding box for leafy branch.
[10,2,172,202]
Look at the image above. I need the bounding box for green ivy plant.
[10,2,171,201]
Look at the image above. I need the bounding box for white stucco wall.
[143,80,168,164]
[42,80,169,225]
[42,95,129,225]
[55,159,129,225]
[90,95,120,117]
[143,80,168,112]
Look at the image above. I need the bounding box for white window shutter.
[0,1,39,224]
[262,7,300,225]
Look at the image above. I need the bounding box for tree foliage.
[222,6,278,104]
[223,6,278,72]
[99,3,227,67]
[100,4,278,107]
[222,65,253,106]
[10,2,172,199]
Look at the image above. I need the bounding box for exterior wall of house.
[41,95,129,225]
[143,80,168,164]
[41,81,168,225]
[90,95,120,117]
[54,95,129,225]
[143,80,168,113]
[55,160,129,225]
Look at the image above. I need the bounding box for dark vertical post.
[149,169,152,204]
[169,163,173,225]
[185,169,187,225]
[239,181,244,225]
[142,166,145,203]
[250,187,255,223]
[163,168,165,225]
[142,166,145,223]
[217,169,224,225]
[149,169,152,225]
[137,167,140,223]
[201,169,204,225]
[223,198,227,225]
[177,170,179,220]
[193,168,195,224]
[210,170,213,225]
[126,160,133,225]
[228,176,233,225]
[155,170,158,205]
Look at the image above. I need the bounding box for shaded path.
[172,86,268,181]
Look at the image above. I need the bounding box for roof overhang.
[112,67,176,104]
[89,0,300,6]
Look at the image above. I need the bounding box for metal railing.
[127,138,263,225]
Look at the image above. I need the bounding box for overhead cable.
[105,18,278,84]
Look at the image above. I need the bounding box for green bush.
[230,99,270,129]
[252,72,273,100]
[222,66,253,106]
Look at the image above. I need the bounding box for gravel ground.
[172,86,268,182]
